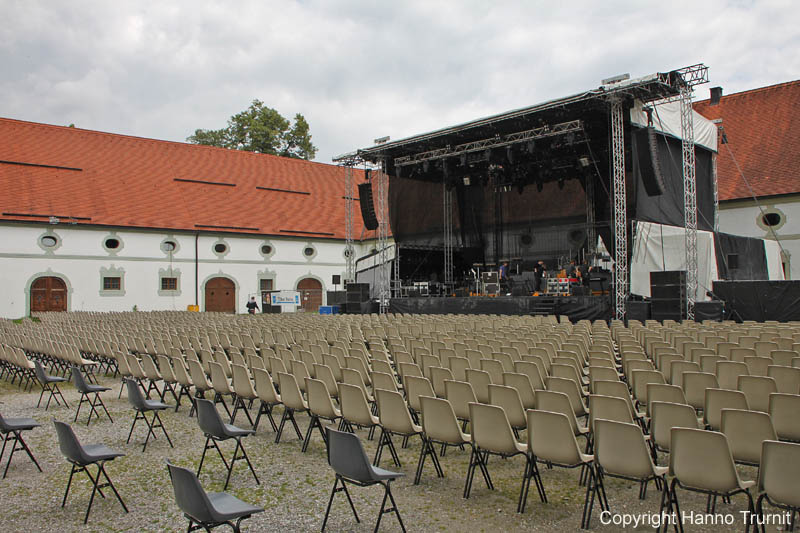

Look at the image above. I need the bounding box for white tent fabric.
[630,220,718,301]
[764,240,786,281]
[630,99,718,152]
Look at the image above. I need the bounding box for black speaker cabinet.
[650,270,686,286]
[694,301,724,322]
[626,300,651,322]
[357,182,379,230]
[332,274,341,285]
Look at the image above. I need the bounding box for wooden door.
[205,277,235,313]
[298,278,323,313]
[31,276,67,312]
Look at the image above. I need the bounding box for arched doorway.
[31,276,67,312]
[205,277,236,313]
[297,278,323,313]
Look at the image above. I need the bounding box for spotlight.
[463,176,471,186]
[578,157,591,168]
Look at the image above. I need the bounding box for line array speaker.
[357,182,379,230]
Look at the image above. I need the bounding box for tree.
[187,100,317,160]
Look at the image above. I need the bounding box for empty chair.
[767,365,800,394]
[465,402,532,513]
[488,384,527,434]
[738,375,778,412]
[339,383,380,440]
[681,371,719,411]
[479,359,504,385]
[303,377,342,453]
[526,410,595,528]
[593,379,644,425]
[0,411,42,478]
[124,379,172,452]
[53,420,128,524]
[71,367,113,425]
[229,364,258,428]
[502,372,536,410]
[744,356,772,377]
[429,366,453,398]
[404,375,434,421]
[167,461,264,533]
[371,371,399,394]
[195,399,259,491]
[645,383,687,418]
[515,360,546,390]
[444,379,476,424]
[770,393,800,442]
[415,396,475,485]
[321,427,406,532]
[547,376,588,419]
[650,401,701,455]
[703,388,749,431]
[536,389,589,444]
[275,372,309,444]
[588,419,669,528]
[34,360,68,410]
[668,428,756,524]
[756,440,800,530]
[669,361,700,388]
[716,361,749,390]
[374,388,422,468]
[466,368,492,404]
[720,408,777,466]
[251,368,281,433]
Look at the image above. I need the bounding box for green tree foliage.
[187,100,317,160]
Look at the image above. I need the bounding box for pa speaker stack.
[357,183,379,230]
[344,282,371,314]
[649,270,686,321]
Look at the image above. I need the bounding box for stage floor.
[389,294,611,321]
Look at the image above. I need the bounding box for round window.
[344,248,352,258]
[214,243,228,254]
[762,213,782,227]
[41,236,58,248]
[162,241,176,252]
[304,246,315,257]
[105,238,120,249]
[261,244,273,255]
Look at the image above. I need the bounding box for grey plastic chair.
[34,360,69,409]
[125,378,173,452]
[167,461,264,533]
[321,427,406,532]
[196,399,259,491]
[0,411,42,478]
[53,420,128,524]
[71,366,113,425]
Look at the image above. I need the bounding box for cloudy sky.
[2,1,797,163]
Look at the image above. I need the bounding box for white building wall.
[718,195,800,280]
[0,223,368,318]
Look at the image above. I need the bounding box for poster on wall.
[271,291,300,307]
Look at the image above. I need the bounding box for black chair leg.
[321,475,359,532]
[2,431,42,478]
[254,402,278,433]
[375,481,405,533]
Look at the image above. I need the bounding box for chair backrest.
[444,379,476,420]
[167,461,215,523]
[125,378,148,409]
[465,368,491,404]
[469,402,523,455]
[670,361,701,388]
[196,398,226,438]
[595,419,655,479]
[716,361,749,390]
[769,392,800,442]
[376,388,418,434]
[187,359,211,390]
[277,372,307,411]
[720,408,776,465]
[34,360,49,383]
[588,394,634,433]
[339,383,376,427]
[306,378,339,419]
[703,387,748,431]
[488,384,526,429]
[682,371,720,410]
[738,375,778,412]
[669,427,741,493]
[758,440,800,508]
[651,401,700,452]
[526,410,584,466]
[252,367,279,403]
[231,364,257,399]
[370,371,398,394]
[744,356,772,377]
[767,365,800,394]
[404,375,434,413]
[535,390,583,437]
[326,427,376,483]
[546,376,587,417]
[430,366,454,397]
[514,360,546,390]
[419,396,466,445]
[53,420,88,464]
[646,383,687,417]
[71,366,91,393]
[502,372,536,409]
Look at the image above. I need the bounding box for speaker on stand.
[358,182,379,230]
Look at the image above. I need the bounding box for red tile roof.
[0,118,371,239]
[694,80,800,201]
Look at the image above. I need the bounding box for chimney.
[710,87,723,106]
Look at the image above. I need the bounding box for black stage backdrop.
[389,295,611,321]
[713,281,800,322]
[714,232,768,280]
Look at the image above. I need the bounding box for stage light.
[463,176,471,186]
[578,157,591,168]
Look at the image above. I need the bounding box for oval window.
[304,246,315,257]
[214,243,228,254]
[41,236,58,248]
[762,213,781,227]
[261,244,273,255]
[162,241,176,252]
[105,238,120,249]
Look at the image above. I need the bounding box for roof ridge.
[0,116,339,168]
[694,79,800,105]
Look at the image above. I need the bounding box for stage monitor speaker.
[650,270,686,286]
[332,274,341,285]
[636,126,666,197]
[694,301,724,322]
[357,182,379,230]
[651,285,686,300]
[626,300,651,322]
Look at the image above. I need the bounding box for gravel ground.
[0,372,779,532]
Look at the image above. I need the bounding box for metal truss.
[585,174,596,256]
[610,99,628,321]
[712,152,719,232]
[393,120,584,168]
[375,168,390,313]
[343,165,356,282]
[680,84,698,320]
[443,182,454,288]
[392,245,401,298]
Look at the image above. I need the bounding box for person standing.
[534,260,546,292]
[246,296,259,314]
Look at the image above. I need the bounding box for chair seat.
[221,424,254,438]
[141,400,169,411]
[369,464,404,482]
[1,417,40,431]
[653,465,669,477]
[207,491,264,521]
[84,384,111,393]
[46,375,68,383]
[82,443,125,462]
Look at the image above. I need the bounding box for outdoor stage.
[389,294,611,321]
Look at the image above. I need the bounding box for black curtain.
[714,232,768,280]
